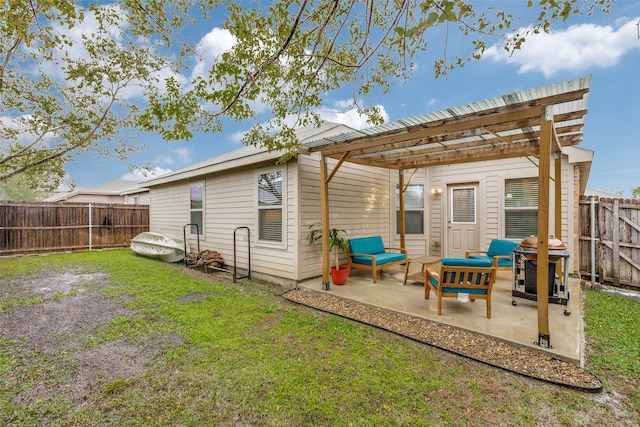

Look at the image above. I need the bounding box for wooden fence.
[0,201,149,256]
[579,196,640,290]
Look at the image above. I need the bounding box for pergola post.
[399,170,406,250]
[320,155,331,290]
[555,151,564,280]
[536,106,553,348]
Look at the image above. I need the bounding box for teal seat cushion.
[442,258,492,268]
[428,274,488,294]
[351,252,406,266]
[443,287,488,295]
[348,236,385,255]
[430,258,492,294]
[468,255,513,268]
[486,240,518,257]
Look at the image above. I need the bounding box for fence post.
[590,197,596,287]
[88,204,93,251]
[612,199,620,286]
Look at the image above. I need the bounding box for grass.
[0,249,638,426]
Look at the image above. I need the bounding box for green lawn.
[0,250,638,426]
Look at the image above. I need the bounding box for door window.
[451,187,476,224]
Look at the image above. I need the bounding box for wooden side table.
[403,256,441,285]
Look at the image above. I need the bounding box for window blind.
[451,188,476,223]
[505,178,538,239]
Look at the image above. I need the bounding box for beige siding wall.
[149,182,191,241]
[426,157,577,270]
[149,151,581,283]
[149,161,300,284]
[298,153,392,280]
[123,192,150,205]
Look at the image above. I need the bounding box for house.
[45,180,150,205]
[142,76,593,287]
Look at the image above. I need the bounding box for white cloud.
[31,4,181,100]
[219,99,392,148]
[191,28,238,80]
[151,147,193,166]
[36,5,127,80]
[483,18,640,77]
[228,130,247,144]
[318,103,389,130]
[171,147,192,164]
[121,167,172,181]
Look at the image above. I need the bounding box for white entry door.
[447,184,479,258]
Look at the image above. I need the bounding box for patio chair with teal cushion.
[425,258,497,318]
[465,239,518,270]
[347,236,407,283]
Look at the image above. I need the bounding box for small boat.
[130,232,190,263]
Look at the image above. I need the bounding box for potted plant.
[306,222,349,285]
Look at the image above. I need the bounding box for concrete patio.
[298,262,584,366]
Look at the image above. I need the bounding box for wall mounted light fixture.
[431,188,442,197]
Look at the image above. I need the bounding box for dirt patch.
[1,270,110,300]
[177,291,223,303]
[1,291,133,353]
[0,270,182,406]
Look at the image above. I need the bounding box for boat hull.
[130,232,189,263]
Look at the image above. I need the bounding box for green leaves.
[1,0,615,182]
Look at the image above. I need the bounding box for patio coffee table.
[403,255,441,285]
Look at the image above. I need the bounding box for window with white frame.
[396,184,424,234]
[505,177,538,239]
[258,170,283,242]
[451,186,476,224]
[189,183,203,235]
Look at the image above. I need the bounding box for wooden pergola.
[305,76,591,348]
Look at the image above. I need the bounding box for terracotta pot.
[330,265,349,285]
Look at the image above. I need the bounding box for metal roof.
[305,75,591,170]
[142,121,349,187]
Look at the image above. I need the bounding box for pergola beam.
[318,107,546,156]
[309,90,588,157]
[312,77,590,350]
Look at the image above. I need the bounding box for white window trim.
[256,167,287,248]
[449,185,477,225]
[395,183,425,235]
[503,176,538,240]
[189,182,205,237]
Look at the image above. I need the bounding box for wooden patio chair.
[465,239,518,271]
[347,236,407,283]
[425,258,497,318]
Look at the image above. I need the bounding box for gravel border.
[283,288,603,392]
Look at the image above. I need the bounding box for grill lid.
[520,235,566,250]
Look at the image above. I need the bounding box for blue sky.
[64,1,640,196]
